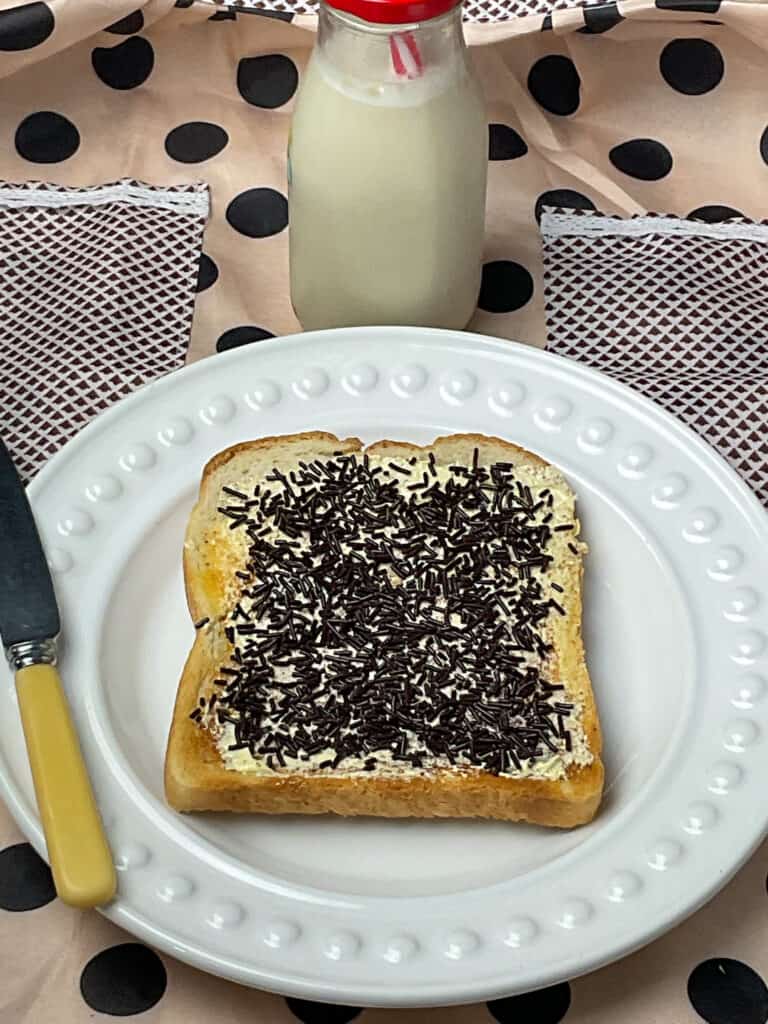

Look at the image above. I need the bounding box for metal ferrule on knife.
[6,637,58,672]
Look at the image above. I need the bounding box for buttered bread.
[165,432,604,825]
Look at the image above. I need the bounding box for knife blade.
[0,437,116,908]
[0,439,59,648]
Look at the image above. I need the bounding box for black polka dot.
[660,38,724,94]
[542,13,553,29]
[226,188,288,238]
[478,261,534,313]
[0,842,55,911]
[656,0,720,10]
[15,111,80,164]
[760,127,768,166]
[196,254,219,292]
[688,959,768,1024]
[285,997,362,1024]
[216,326,275,352]
[535,188,596,223]
[580,2,623,32]
[528,55,580,116]
[0,2,54,51]
[105,10,144,34]
[488,983,572,1024]
[80,943,167,1016]
[689,204,743,222]
[165,121,229,163]
[609,138,673,180]
[237,54,299,109]
[209,9,237,19]
[489,124,527,161]
[92,36,154,90]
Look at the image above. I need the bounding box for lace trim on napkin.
[541,210,768,247]
[0,179,210,216]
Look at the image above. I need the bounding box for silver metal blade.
[0,438,60,649]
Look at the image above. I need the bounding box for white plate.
[1,327,767,1006]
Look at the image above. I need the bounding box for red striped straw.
[389,31,424,79]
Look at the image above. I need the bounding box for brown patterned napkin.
[540,209,768,506]
[0,178,209,481]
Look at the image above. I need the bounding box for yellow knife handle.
[15,663,116,908]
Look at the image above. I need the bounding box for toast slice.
[165,432,603,825]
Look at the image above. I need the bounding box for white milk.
[289,39,487,331]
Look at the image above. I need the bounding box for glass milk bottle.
[288,0,487,331]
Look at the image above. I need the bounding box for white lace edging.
[0,180,210,218]
[540,210,768,246]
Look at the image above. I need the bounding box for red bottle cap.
[324,0,459,25]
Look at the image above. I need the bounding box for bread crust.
[165,432,604,826]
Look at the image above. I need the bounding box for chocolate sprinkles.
[193,450,579,776]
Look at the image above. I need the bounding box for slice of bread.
[165,432,603,826]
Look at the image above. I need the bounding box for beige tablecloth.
[1,0,767,1020]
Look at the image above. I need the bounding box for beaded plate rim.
[0,327,766,1006]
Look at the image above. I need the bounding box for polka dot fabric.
[1,0,761,364]
[0,1,768,1022]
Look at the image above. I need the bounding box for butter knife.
[0,439,116,907]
